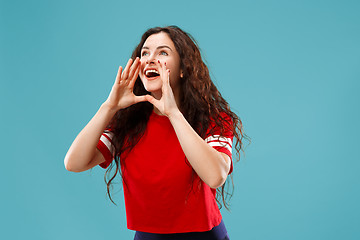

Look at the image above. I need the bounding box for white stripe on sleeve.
[100,132,115,155]
[205,135,233,152]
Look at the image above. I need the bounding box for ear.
[180,70,184,78]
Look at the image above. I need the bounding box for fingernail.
[158,60,160,63]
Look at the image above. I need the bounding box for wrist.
[101,102,119,115]
[167,109,183,122]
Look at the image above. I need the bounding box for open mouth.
[145,69,160,79]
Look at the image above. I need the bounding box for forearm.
[168,111,230,189]
[64,103,117,172]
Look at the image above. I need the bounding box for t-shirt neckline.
[150,110,170,122]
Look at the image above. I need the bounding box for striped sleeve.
[205,114,234,175]
[96,130,115,169]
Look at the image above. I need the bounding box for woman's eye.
[141,52,149,56]
[160,51,168,56]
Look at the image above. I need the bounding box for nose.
[145,53,157,65]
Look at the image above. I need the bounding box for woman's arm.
[168,111,231,189]
[64,103,117,172]
[64,58,146,172]
[145,61,231,188]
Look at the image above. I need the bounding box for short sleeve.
[96,129,115,169]
[205,113,234,175]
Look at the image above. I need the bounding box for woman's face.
[139,32,183,97]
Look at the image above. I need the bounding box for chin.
[141,79,162,93]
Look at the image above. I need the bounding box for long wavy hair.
[103,25,249,211]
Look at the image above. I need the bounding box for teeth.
[145,69,159,75]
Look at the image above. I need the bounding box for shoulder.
[206,111,234,138]
[209,111,233,128]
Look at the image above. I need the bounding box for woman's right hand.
[104,57,147,111]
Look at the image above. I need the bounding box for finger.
[158,60,166,85]
[145,95,160,108]
[163,70,172,94]
[164,62,168,83]
[164,62,170,85]
[129,62,141,88]
[115,66,123,84]
[162,65,170,89]
[166,69,170,85]
[121,58,133,80]
[128,57,140,81]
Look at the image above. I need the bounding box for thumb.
[134,95,147,104]
[145,95,160,107]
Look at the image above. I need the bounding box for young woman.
[64,26,247,240]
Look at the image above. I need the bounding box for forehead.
[142,32,175,49]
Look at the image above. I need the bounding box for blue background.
[1,0,359,239]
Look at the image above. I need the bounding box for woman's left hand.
[145,60,180,118]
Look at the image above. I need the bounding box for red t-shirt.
[96,111,234,234]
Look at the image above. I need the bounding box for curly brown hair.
[103,26,249,211]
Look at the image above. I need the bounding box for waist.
[134,219,229,240]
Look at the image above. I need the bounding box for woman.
[64,26,247,240]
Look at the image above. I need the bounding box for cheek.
[167,63,181,77]
[165,58,180,72]
[139,62,146,76]
[164,63,177,76]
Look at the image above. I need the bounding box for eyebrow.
[141,45,173,51]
